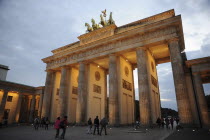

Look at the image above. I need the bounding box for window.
[7,96,13,102]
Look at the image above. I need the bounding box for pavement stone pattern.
[165,128,210,140]
[0,125,175,140]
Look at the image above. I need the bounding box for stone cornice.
[51,41,80,54]
[185,56,210,67]
[117,9,175,34]
[0,80,36,94]
[42,15,182,65]
[78,24,117,45]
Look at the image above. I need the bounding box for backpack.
[59,120,65,128]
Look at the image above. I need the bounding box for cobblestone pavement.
[165,128,210,140]
[0,125,175,140]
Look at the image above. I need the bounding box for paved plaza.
[0,125,175,140]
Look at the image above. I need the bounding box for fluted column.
[29,95,36,122]
[42,70,54,118]
[168,39,193,125]
[131,67,136,122]
[14,93,23,123]
[58,66,69,118]
[38,92,44,118]
[76,62,88,124]
[136,48,152,125]
[104,72,108,119]
[108,54,119,125]
[0,90,8,123]
[193,73,210,127]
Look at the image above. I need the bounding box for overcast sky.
[0,0,210,111]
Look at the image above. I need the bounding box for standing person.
[165,117,170,129]
[100,117,108,135]
[87,118,92,134]
[170,117,174,129]
[60,116,68,139]
[54,117,61,138]
[34,117,39,130]
[175,118,179,125]
[93,116,99,135]
[156,117,161,128]
[161,118,165,128]
[45,117,49,130]
[41,117,45,128]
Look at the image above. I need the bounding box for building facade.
[0,65,44,124]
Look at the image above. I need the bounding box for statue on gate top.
[85,9,115,33]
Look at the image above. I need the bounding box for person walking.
[165,117,170,129]
[170,117,174,130]
[45,117,49,130]
[161,118,165,128]
[60,116,68,139]
[175,118,179,125]
[34,117,39,130]
[41,117,45,128]
[156,117,161,128]
[54,117,61,138]
[87,118,92,134]
[93,116,99,135]
[100,117,108,135]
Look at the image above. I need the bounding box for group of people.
[33,116,68,139]
[54,116,68,139]
[156,117,179,129]
[87,116,108,136]
[33,115,108,139]
[33,117,49,130]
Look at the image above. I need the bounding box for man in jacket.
[100,117,108,135]
[93,116,99,135]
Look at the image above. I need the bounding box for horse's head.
[100,14,103,19]
[91,18,95,24]
[85,23,89,27]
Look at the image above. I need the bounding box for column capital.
[167,37,179,44]
[45,69,55,73]
[136,47,147,51]
[109,53,118,57]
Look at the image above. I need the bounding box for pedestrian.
[93,116,99,135]
[54,117,61,139]
[41,117,45,128]
[175,118,179,125]
[165,117,170,129]
[34,117,39,130]
[87,118,92,134]
[156,117,161,128]
[170,117,174,129]
[45,117,49,130]
[100,117,108,135]
[161,118,165,128]
[60,116,68,139]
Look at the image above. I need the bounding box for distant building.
[0,64,44,124]
[0,64,9,81]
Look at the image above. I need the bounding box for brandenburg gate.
[41,9,210,127]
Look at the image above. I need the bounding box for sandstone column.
[42,70,54,118]
[104,72,108,119]
[58,66,69,118]
[185,71,200,127]
[14,93,23,123]
[76,62,88,124]
[136,48,152,125]
[0,90,8,123]
[131,67,136,122]
[193,73,210,127]
[108,54,119,125]
[168,39,193,125]
[38,92,44,118]
[29,95,36,122]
